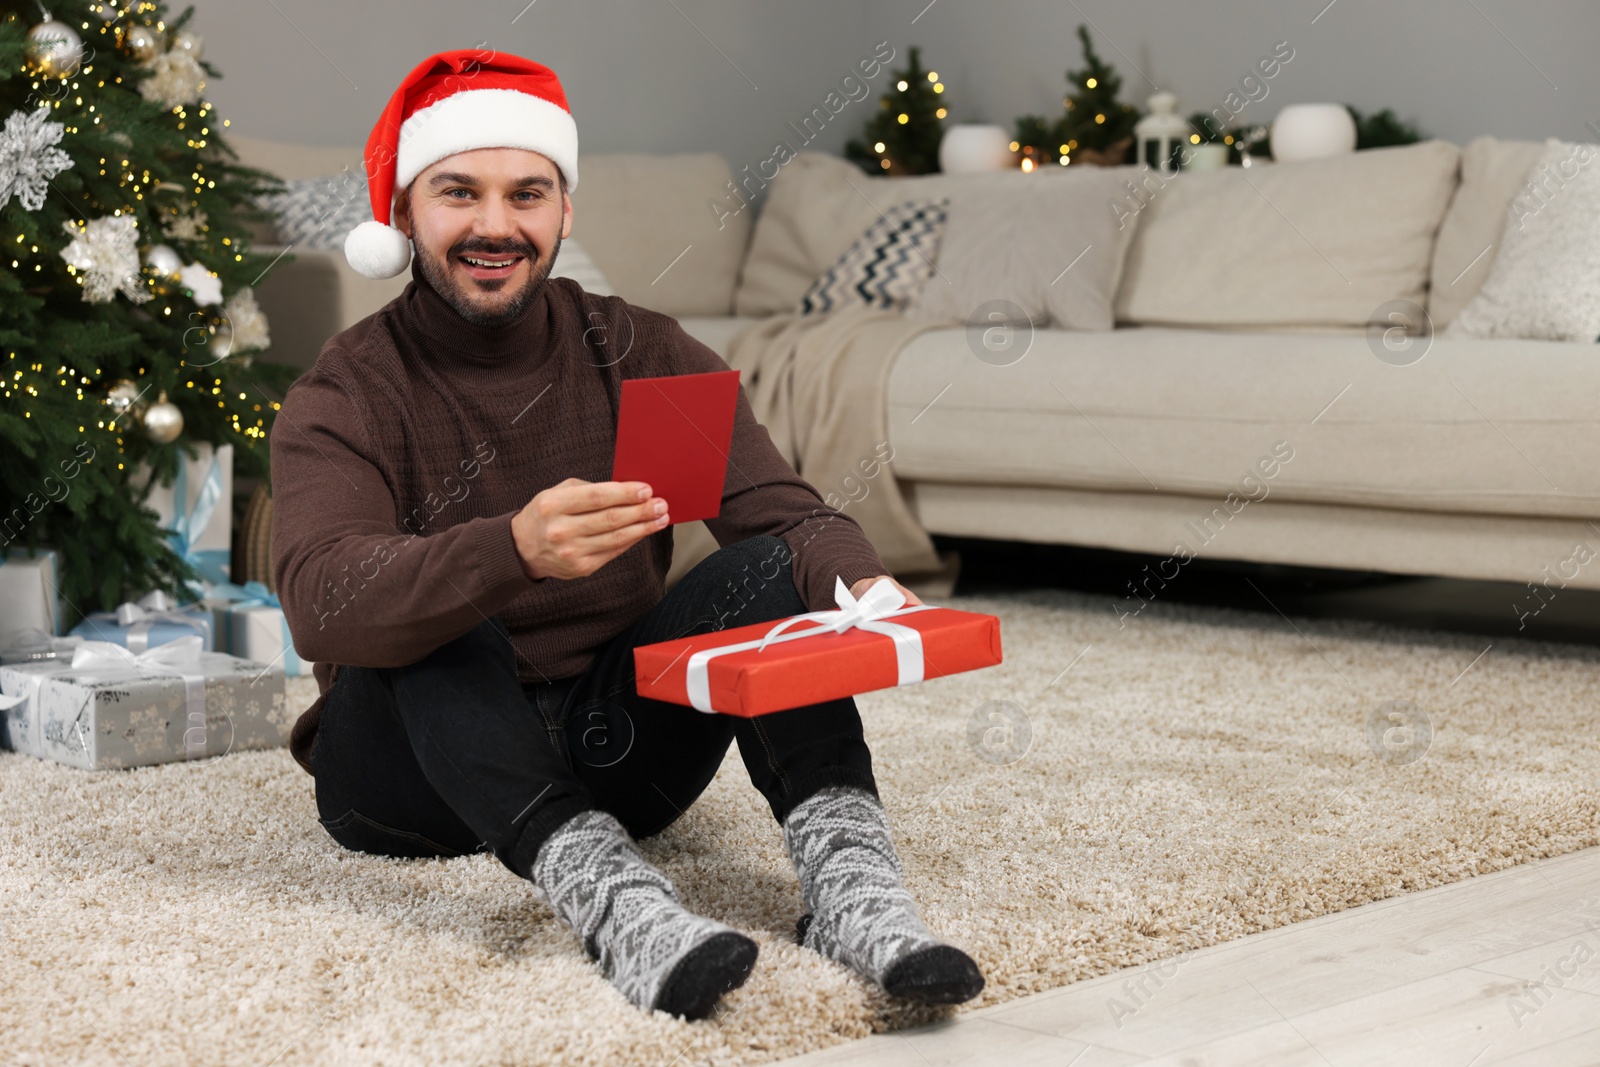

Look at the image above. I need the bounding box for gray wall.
[199,0,1596,173]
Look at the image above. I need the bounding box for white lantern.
[939,124,1015,174]
[1134,91,1189,175]
[1270,104,1357,163]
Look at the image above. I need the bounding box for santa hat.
[344,49,579,280]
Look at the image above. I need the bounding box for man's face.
[393,147,572,329]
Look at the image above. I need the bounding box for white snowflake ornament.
[59,214,152,304]
[0,104,74,212]
[180,260,222,306]
[163,207,207,241]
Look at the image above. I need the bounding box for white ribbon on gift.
[69,636,211,759]
[0,669,51,746]
[72,590,210,654]
[683,577,935,715]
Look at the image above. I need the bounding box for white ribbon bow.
[106,590,205,653]
[683,577,934,714]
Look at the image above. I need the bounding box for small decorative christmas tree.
[1013,25,1140,169]
[1347,105,1423,149]
[0,0,295,618]
[844,46,948,176]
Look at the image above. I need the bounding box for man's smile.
[457,251,527,281]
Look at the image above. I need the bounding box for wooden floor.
[776,846,1600,1067]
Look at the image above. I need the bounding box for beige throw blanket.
[669,307,950,584]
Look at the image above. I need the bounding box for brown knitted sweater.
[271,263,887,773]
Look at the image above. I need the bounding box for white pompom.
[344,220,412,279]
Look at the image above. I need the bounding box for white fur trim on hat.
[396,88,580,194]
[344,220,413,280]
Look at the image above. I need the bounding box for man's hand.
[513,478,669,581]
[849,574,923,606]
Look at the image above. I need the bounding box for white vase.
[939,124,1014,174]
[1270,104,1357,163]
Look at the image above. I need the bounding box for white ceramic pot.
[939,124,1015,174]
[1270,104,1357,163]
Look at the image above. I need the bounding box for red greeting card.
[612,370,740,524]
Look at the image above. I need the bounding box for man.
[272,50,983,1021]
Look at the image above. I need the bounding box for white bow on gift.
[70,634,204,673]
[76,589,211,653]
[684,577,935,714]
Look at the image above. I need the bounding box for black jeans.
[310,536,879,880]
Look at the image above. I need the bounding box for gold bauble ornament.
[143,391,184,443]
[124,23,161,62]
[104,379,144,420]
[172,30,204,59]
[27,17,84,76]
[208,319,235,360]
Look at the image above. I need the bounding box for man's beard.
[415,231,562,330]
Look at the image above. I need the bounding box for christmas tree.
[1013,25,1140,168]
[844,46,948,176]
[0,0,294,621]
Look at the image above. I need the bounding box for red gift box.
[633,580,1002,716]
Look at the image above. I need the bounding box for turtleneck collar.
[396,253,557,371]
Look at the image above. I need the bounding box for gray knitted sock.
[782,785,984,1004]
[531,809,757,1018]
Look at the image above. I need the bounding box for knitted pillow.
[1447,139,1600,343]
[551,238,615,295]
[258,172,372,250]
[797,199,949,316]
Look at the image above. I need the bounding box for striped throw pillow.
[798,199,949,316]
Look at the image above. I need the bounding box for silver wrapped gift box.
[0,637,291,771]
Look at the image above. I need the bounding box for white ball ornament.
[172,31,204,59]
[344,221,412,280]
[27,17,84,76]
[145,243,183,279]
[143,392,184,443]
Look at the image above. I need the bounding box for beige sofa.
[234,135,1600,593]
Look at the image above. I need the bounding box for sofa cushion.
[908,165,1143,330]
[886,324,1600,520]
[552,238,615,296]
[1428,136,1547,327]
[568,152,748,316]
[1446,137,1600,344]
[735,151,1142,324]
[799,199,948,315]
[1113,141,1461,329]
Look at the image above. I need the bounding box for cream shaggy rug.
[3,590,1599,1066]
